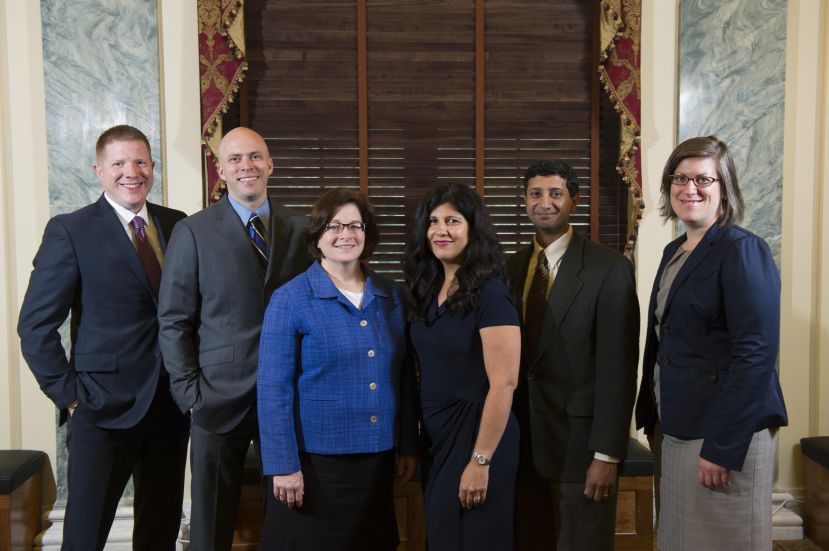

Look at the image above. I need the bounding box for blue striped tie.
[247,213,269,264]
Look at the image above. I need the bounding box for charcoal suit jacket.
[157,194,309,433]
[507,231,639,482]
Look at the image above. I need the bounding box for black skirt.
[260,449,398,551]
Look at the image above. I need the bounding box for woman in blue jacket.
[257,188,418,550]
[635,136,788,550]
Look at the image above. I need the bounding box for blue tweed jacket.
[258,260,418,475]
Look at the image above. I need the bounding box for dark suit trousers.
[515,467,617,551]
[63,386,189,551]
[189,406,260,551]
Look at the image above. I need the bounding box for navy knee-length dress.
[410,278,520,551]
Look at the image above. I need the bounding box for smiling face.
[669,156,723,231]
[217,127,273,209]
[317,203,365,266]
[94,139,154,213]
[525,174,578,243]
[427,202,469,268]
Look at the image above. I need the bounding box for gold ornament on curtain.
[198,0,247,203]
[599,0,643,259]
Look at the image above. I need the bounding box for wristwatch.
[471,450,491,466]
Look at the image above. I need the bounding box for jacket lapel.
[508,245,533,323]
[529,232,584,368]
[265,198,288,291]
[662,224,721,317]
[146,202,173,250]
[211,195,266,277]
[94,195,155,296]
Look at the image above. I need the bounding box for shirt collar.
[533,225,573,263]
[227,193,270,226]
[103,193,149,227]
[307,260,389,301]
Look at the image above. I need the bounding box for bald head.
[217,127,273,210]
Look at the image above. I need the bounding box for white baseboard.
[772,492,805,540]
[34,505,190,551]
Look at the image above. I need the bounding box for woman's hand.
[697,457,730,489]
[273,471,304,508]
[458,460,489,509]
[397,455,417,483]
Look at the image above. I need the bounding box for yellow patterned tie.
[524,250,550,359]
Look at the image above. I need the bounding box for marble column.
[40,0,164,510]
[677,0,798,539]
[678,0,786,262]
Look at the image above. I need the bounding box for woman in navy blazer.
[257,189,418,550]
[635,136,787,550]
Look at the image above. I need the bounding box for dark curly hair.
[403,183,506,320]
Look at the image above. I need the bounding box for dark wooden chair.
[801,436,829,550]
[615,438,655,550]
[0,450,45,551]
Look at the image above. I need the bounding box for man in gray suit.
[158,127,309,551]
[508,159,639,551]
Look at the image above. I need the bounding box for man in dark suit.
[17,125,189,550]
[157,126,309,551]
[508,159,639,551]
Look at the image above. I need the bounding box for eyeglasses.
[325,222,366,234]
[669,174,719,187]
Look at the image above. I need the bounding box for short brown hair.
[659,135,744,227]
[95,125,152,159]
[305,188,379,260]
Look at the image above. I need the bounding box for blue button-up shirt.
[257,261,413,475]
[227,194,270,228]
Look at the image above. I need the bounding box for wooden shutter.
[482,0,594,255]
[246,0,361,212]
[242,0,624,280]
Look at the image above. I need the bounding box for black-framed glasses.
[325,222,366,234]
[669,174,719,187]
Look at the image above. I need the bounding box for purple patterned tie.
[131,216,162,296]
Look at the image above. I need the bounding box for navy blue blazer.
[18,195,185,429]
[635,223,788,471]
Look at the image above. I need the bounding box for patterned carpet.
[651,540,823,550]
[773,540,823,550]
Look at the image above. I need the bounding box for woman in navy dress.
[404,183,521,551]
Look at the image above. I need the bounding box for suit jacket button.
[155,350,161,358]
[527,373,536,381]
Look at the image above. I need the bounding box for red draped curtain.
[599,0,643,258]
[198,0,247,203]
